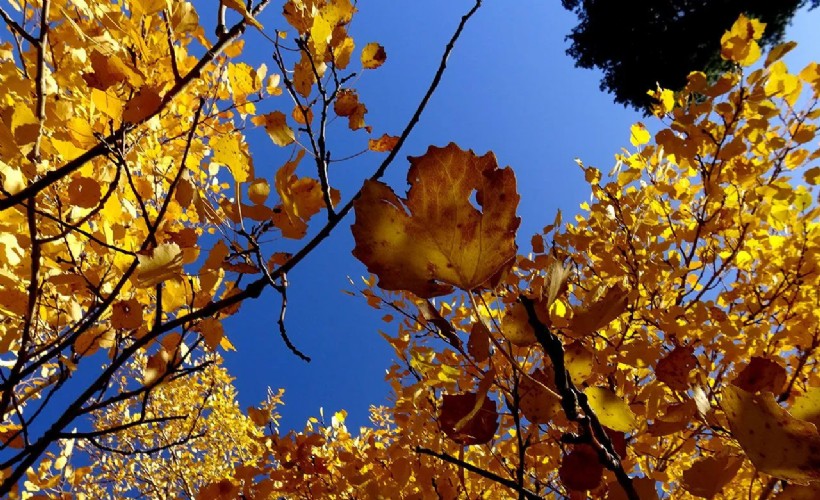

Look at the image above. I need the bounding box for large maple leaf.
[352,143,520,298]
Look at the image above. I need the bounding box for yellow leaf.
[584,387,637,432]
[91,89,124,122]
[211,133,252,183]
[252,111,295,147]
[720,14,764,67]
[361,42,386,69]
[721,385,820,482]
[501,302,536,347]
[351,143,520,297]
[629,122,650,147]
[790,386,820,429]
[222,0,263,30]
[131,0,165,17]
[136,243,184,288]
[0,160,25,195]
[565,341,594,385]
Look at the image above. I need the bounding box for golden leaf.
[211,133,253,183]
[351,143,520,297]
[361,42,386,69]
[584,387,637,432]
[136,243,184,288]
[721,385,820,482]
[252,111,295,147]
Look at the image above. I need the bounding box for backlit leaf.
[721,385,820,482]
[352,143,520,297]
[584,387,637,432]
[361,42,386,69]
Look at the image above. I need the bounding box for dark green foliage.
[561,0,819,111]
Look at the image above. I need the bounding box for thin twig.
[416,446,543,500]
[0,5,36,44]
[275,273,311,362]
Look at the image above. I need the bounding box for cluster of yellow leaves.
[31,356,268,498]
[181,18,820,496]
[0,0,395,493]
[318,15,820,499]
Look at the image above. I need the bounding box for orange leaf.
[681,455,743,498]
[351,143,520,298]
[111,299,143,330]
[568,284,628,337]
[368,133,399,152]
[123,87,163,124]
[655,346,697,391]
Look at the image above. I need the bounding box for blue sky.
[221,1,820,431]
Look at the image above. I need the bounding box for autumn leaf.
[655,345,697,391]
[732,356,787,394]
[439,392,498,445]
[361,42,386,69]
[721,385,820,482]
[253,111,295,147]
[567,284,628,337]
[559,445,603,492]
[135,243,184,288]
[681,455,743,499]
[352,143,520,297]
[584,387,637,432]
[368,133,399,152]
[211,133,253,183]
[720,14,765,67]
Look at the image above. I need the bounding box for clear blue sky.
[221,1,820,431]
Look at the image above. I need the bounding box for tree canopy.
[561,0,820,110]
[1,0,820,498]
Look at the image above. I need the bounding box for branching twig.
[519,296,638,500]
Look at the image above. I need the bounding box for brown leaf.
[559,445,603,491]
[732,356,787,394]
[655,345,697,391]
[681,455,743,498]
[352,143,520,297]
[568,284,628,337]
[417,299,460,349]
[123,87,162,123]
[439,392,498,445]
[111,299,143,330]
[468,322,490,362]
[518,369,561,424]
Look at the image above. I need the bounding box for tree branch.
[416,446,543,500]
